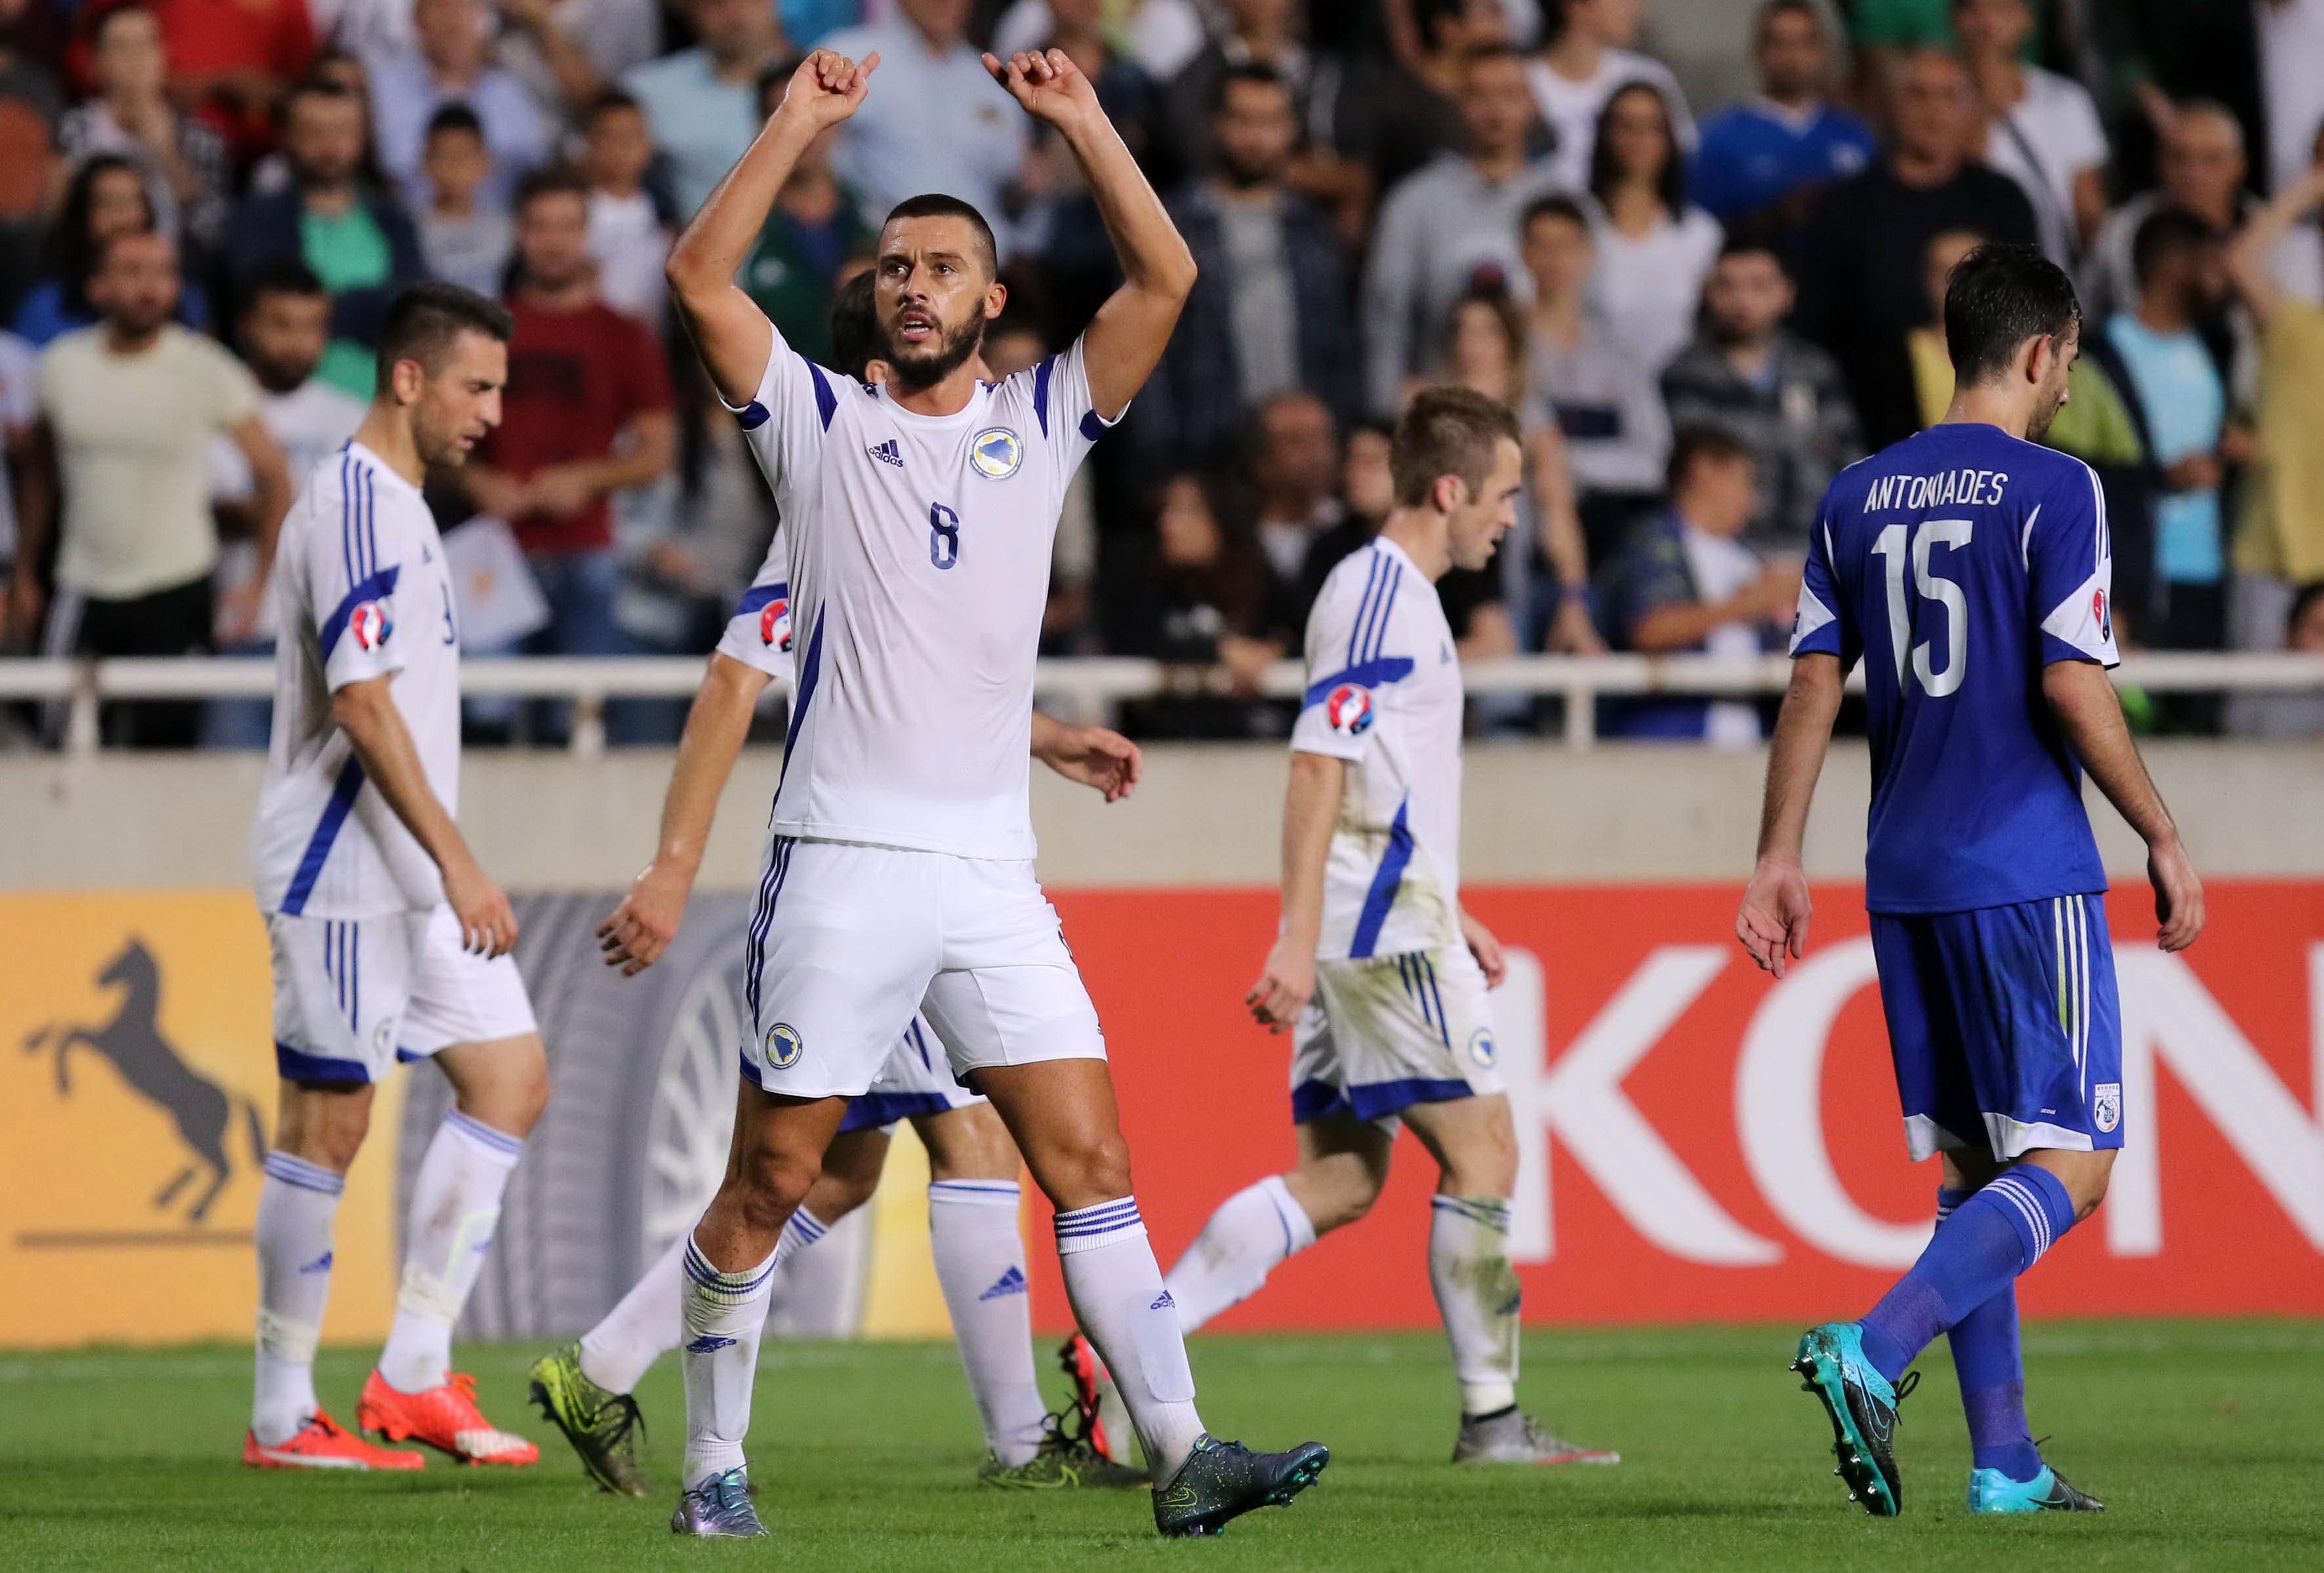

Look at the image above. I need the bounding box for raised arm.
[2043,660,2203,952]
[1736,652,1844,977]
[1247,750,1346,1033]
[665,49,878,405]
[2226,163,2324,327]
[984,49,1195,419]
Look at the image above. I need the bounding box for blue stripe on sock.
[445,1109,524,1157]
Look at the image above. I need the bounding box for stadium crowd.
[0,0,2320,746]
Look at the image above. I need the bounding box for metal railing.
[0,651,2317,756]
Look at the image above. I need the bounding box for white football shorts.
[1289,943,1505,1128]
[739,838,1105,1100]
[838,1016,987,1134]
[267,905,538,1084]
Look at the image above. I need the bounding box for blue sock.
[1858,1166,2075,1384]
[1936,1186,2043,1482]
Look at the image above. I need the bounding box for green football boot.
[1791,1322,1918,1517]
[1152,1433,1330,1538]
[978,1414,1151,1490]
[1969,1463,2105,1513]
[528,1342,650,1497]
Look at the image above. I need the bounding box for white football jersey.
[714,548,794,681]
[1290,537,1467,962]
[730,324,1118,859]
[251,441,463,917]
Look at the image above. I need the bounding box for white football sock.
[928,1180,1047,1466]
[1163,1174,1316,1334]
[680,1232,777,1490]
[1429,1195,1520,1417]
[377,1110,523,1394]
[252,1152,344,1445]
[1053,1198,1206,1481]
[578,1207,829,1397]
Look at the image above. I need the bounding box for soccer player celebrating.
[244,283,547,1471]
[1167,388,1617,1469]
[653,46,1328,1538]
[528,276,1147,1498]
[1738,243,2204,1516]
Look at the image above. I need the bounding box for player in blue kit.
[1736,244,2205,1517]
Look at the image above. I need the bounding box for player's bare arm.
[2041,660,2205,952]
[665,49,879,405]
[1031,711,1143,804]
[1738,652,1844,977]
[983,49,1195,416]
[1458,909,1507,987]
[1250,750,1344,1032]
[331,675,516,958]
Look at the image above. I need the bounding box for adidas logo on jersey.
[1149,1290,1175,1311]
[868,438,903,468]
[979,1265,1029,1301]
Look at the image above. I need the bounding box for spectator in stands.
[1596,424,1795,744]
[1362,41,1564,416]
[1518,195,1667,565]
[1688,0,1873,239]
[2224,160,2324,660]
[0,12,63,313]
[2226,581,2324,738]
[2108,210,2232,651]
[622,0,785,222]
[2089,101,2263,325]
[1586,80,1722,378]
[12,154,212,347]
[1115,471,1296,739]
[1246,389,1344,603]
[2255,0,2324,199]
[822,0,1028,226]
[415,106,514,296]
[1295,417,1394,611]
[1954,0,2108,268]
[1016,0,1164,323]
[1793,48,2036,447]
[464,170,676,712]
[0,327,35,630]
[10,230,289,746]
[1528,0,1694,195]
[1043,0,1159,161]
[367,0,554,208]
[1660,239,1859,556]
[581,90,672,328]
[150,0,318,164]
[1370,0,1517,193]
[57,5,232,257]
[740,62,874,369]
[1145,62,1358,474]
[990,0,1209,83]
[225,77,425,400]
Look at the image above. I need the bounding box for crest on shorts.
[1467,1027,1498,1069]
[970,426,1023,480]
[2093,587,2111,642]
[2093,1082,2121,1134]
[349,600,392,651]
[372,1019,393,1057]
[1324,684,1374,735]
[758,595,792,653]
[764,1022,803,1069]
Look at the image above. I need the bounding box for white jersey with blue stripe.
[727,321,1119,861]
[251,441,462,918]
[1290,537,1466,962]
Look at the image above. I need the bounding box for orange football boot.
[357,1369,539,1465]
[244,1410,425,1470]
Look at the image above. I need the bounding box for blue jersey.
[1790,423,2119,914]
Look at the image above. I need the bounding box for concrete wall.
[6,740,2320,891]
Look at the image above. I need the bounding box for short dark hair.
[1756,0,1824,37]
[375,281,514,390]
[2130,207,2218,289]
[514,164,590,215]
[1215,60,1288,112]
[1717,232,1785,268]
[1463,40,1529,72]
[424,102,484,142]
[829,268,882,381]
[239,256,327,314]
[1666,422,1754,492]
[584,87,642,125]
[1391,386,1520,507]
[284,75,361,117]
[1943,242,2083,386]
[2288,581,2324,641]
[1520,192,1592,237]
[882,193,999,279]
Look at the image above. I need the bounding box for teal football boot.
[1791,1322,1918,1517]
[1970,1463,2104,1513]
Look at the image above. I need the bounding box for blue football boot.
[1970,1463,2105,1513]
[1791,1322,1918,1517]
[671,1465,768,1538]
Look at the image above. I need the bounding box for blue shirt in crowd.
[1690,98,1876,226]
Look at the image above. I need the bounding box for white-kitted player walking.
[244,283,547,1473]
[1167,388,1620,1467]
[656,45,1328,1539]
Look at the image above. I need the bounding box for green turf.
[2,1323,2317,1571]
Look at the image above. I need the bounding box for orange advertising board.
[1036,882,2324,1327]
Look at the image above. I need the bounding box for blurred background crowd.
[1,0,2321,748]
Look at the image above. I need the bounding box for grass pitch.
[3,1322,2317,1571]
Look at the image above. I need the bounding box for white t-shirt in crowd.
[1678,521,1766,747]
[1982,64,2109,266]
[210,377,369,642]
[586,189,670,327]
[1588,203,1723,378]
